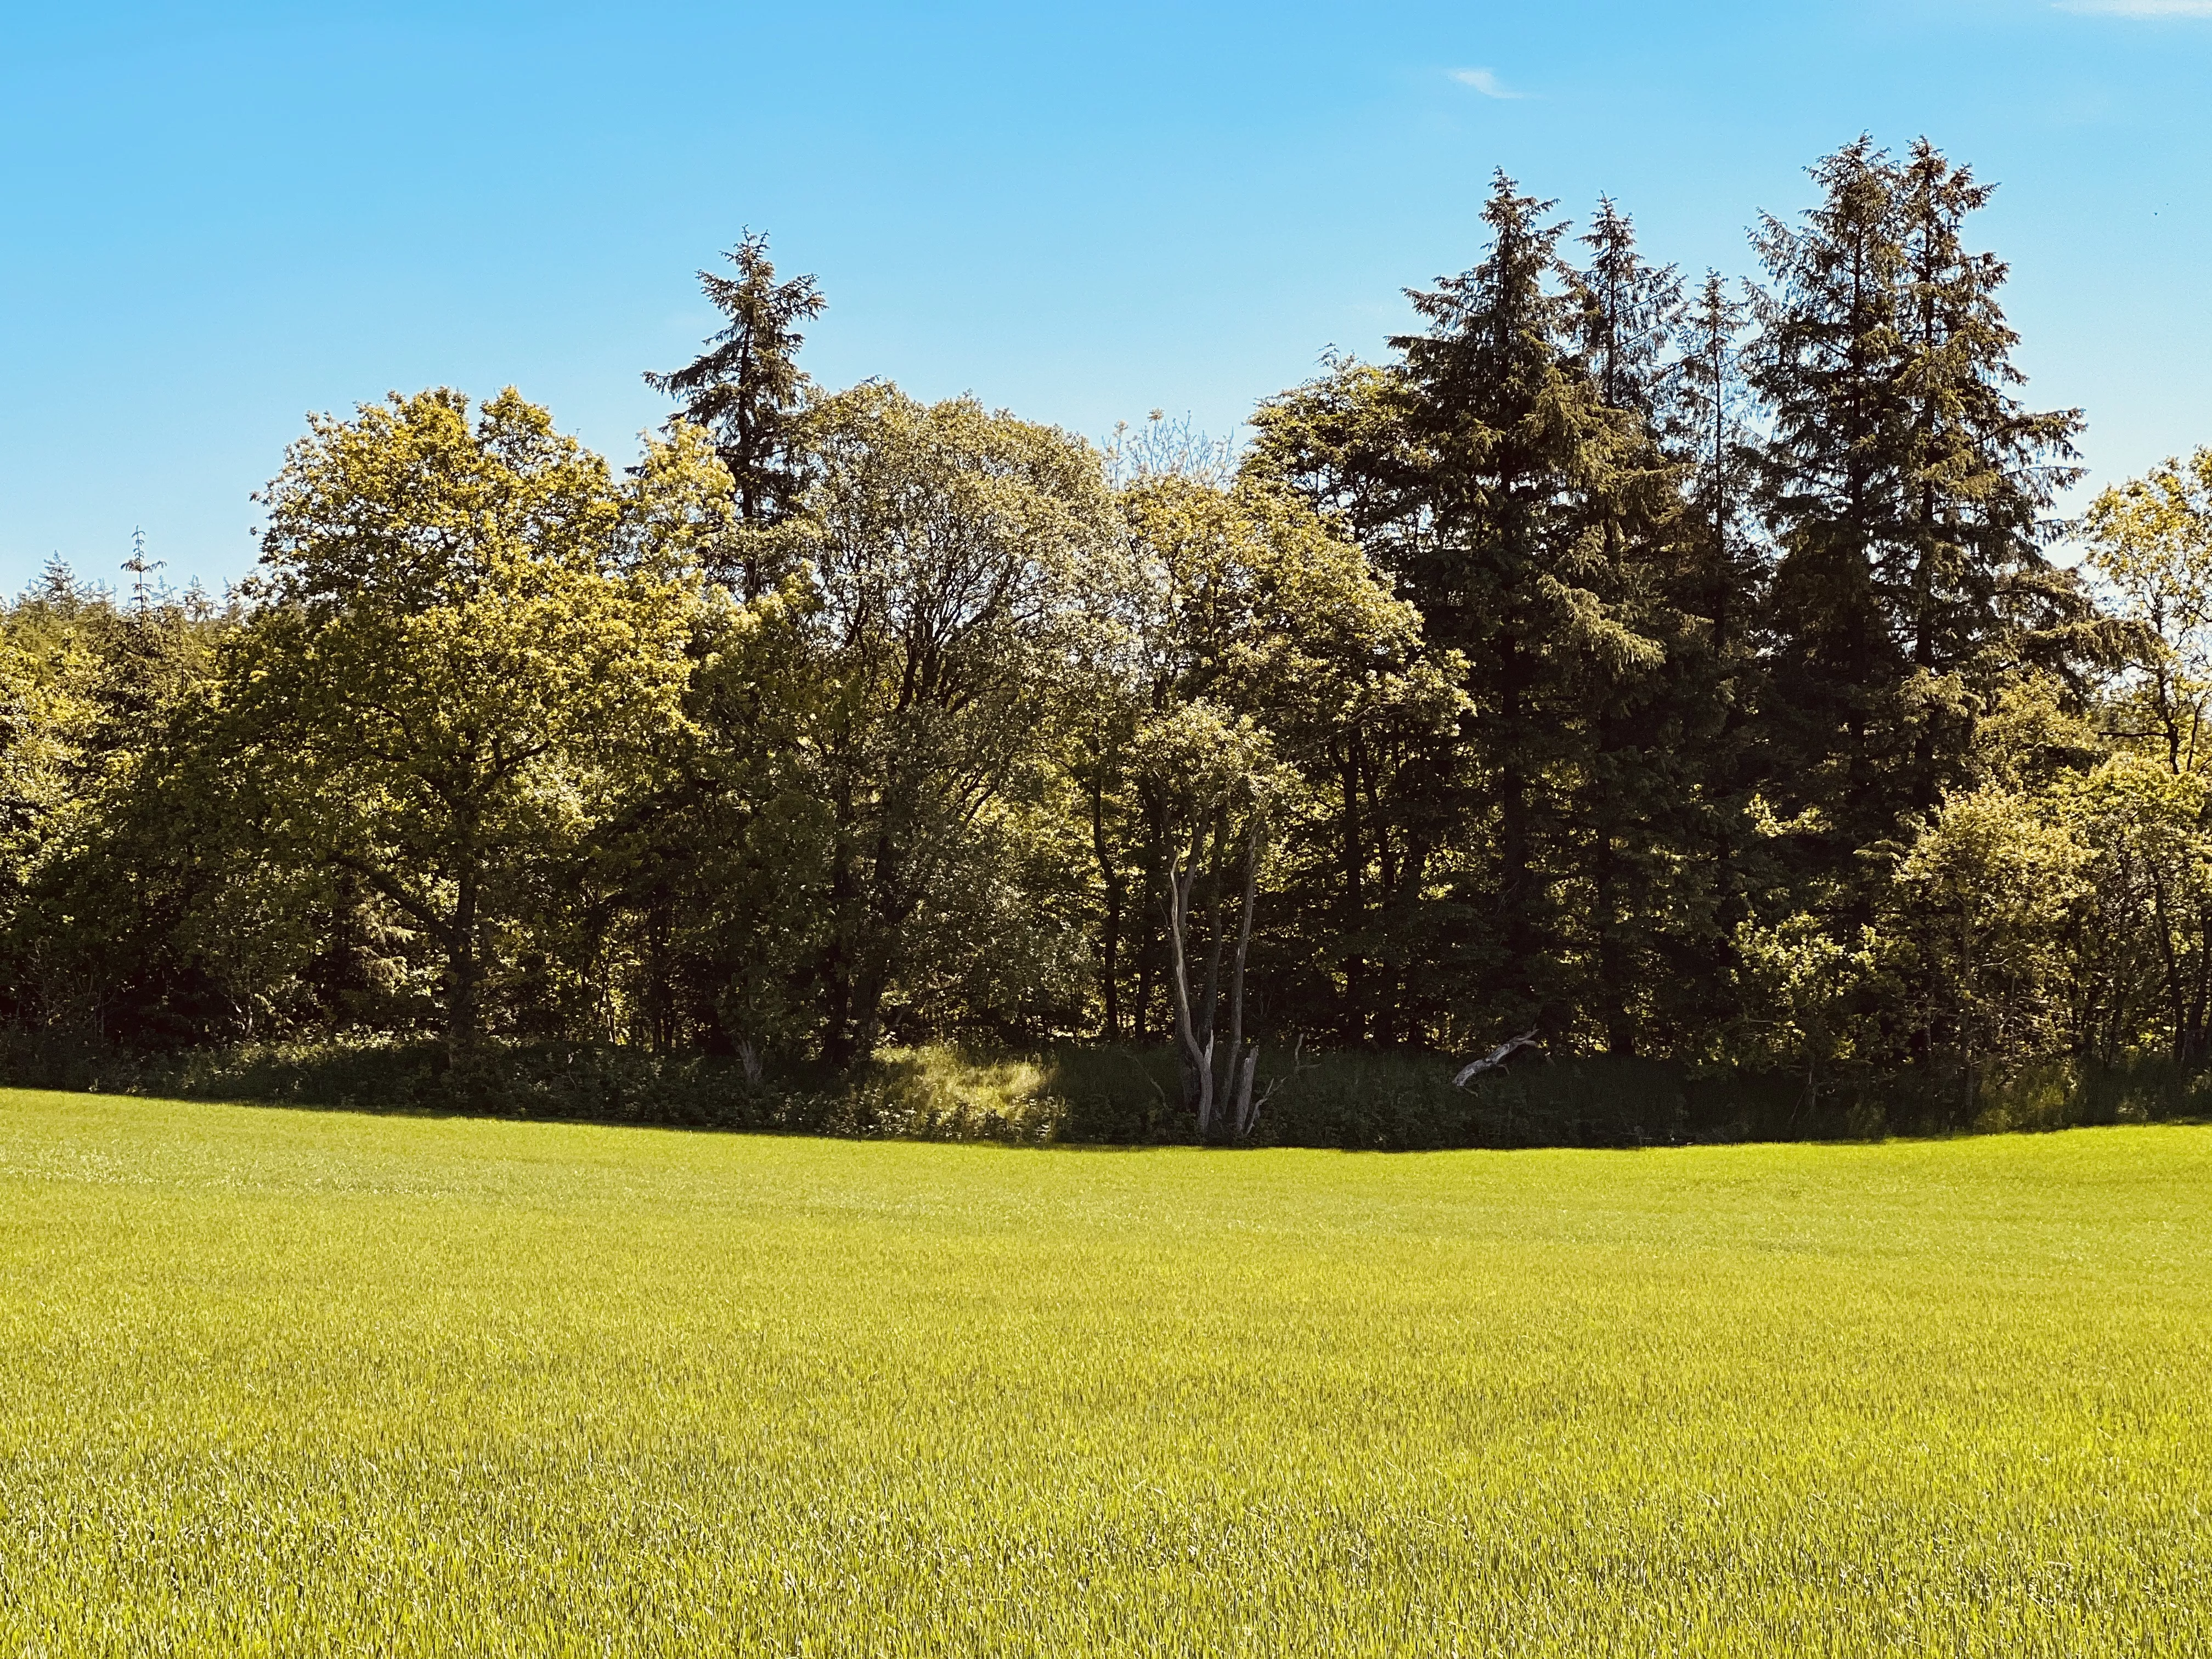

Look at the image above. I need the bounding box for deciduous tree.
[230,388,704,1057]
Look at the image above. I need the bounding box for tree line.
[6,137,2209,1123]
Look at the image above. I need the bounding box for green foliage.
[2057,755,2212,1063]
[14,137,2212,1133]
[2080,447,2212,770]
[227,388,706,1056]
[794,384,1127,1060]
[644,230,825,594]
[1749,138,2086,891]
[1893,785,2095,1071]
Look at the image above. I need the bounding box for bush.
[1,1033,2203,1149]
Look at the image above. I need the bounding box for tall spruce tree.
[1669,272,1767,970]
[629,235,828,1053]
[645,231,825,597]
[1564,200,1691,1054]
[1675,273,1760,669]
[1750,136,1914,886]
[1391,173,1665,1044]
[1576,199,1681,419]
[1892,140,2088,809]
[1751,138,2083,911]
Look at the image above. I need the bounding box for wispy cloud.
[2057,1,2212,15]
[1449,67,1526,99]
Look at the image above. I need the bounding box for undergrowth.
[2,1034,2204,1148]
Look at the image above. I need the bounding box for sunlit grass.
[2,1087,2207,1655]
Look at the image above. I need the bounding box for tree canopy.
[2,145,2199,1133]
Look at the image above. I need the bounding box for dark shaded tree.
[1750,138,2085,914]
[645,232,826,597]
[1388,172,1667,1044]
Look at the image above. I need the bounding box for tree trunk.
[1222,822,1261,1125]
[1367,761,1406,1048]
[1091,773,1124,1041]
[2188,901,2212,1066]
[1497,622,1538,1026]
[1229,1045,1261,1140]
[447,861,480,1059]
[820,773,860,1063]
[1164,828,1215,1135]
[850,959,891,1063]
[645,898,674,1053]
[1133,797,1167,1043]
[2148,863,2191,1063]
[1594,821,1633,1057]
[1339,742,1366,1043]
[1198,810,1228,1055]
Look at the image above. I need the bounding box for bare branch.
[1451,1029,1540,1088]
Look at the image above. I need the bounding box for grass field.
[1,1090,2207,1655]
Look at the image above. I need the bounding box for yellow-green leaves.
[1120,472,1459,751]
[2080,449,2212,774]
[1894,786,2096,1064]
[780,385,1127,1058]
[232,388,702,1050]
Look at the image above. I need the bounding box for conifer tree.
[1892,139,2087,810]
[1750,138,2082,909]
[1391,173,1664,1042]
[1564,200,1692,1054]
[1750,137,1912,883]
[634,234,827,1049]
[1669,272,1766,964]
[1575,198,1681,419]
[1674,273,1760,665]
[646,231,825,597]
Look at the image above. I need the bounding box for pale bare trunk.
[1164,830,1215,1135]
[1222,823,1260,1135]
[1229,1046,1261,1138]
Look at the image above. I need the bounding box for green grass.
[1,1090,2207,1655]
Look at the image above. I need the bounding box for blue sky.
[3,0,2209,591]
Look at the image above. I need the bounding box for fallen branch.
[1451,1029,1539,1089]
